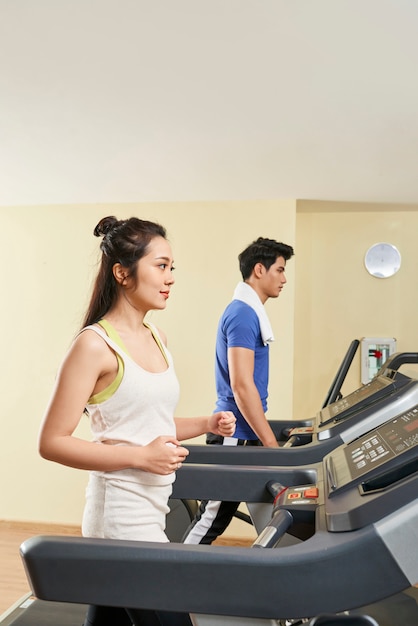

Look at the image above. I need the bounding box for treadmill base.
[1,588,417,626]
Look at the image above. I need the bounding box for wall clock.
[364,242,401,278]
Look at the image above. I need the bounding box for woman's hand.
[208,411,236,437]
[138,436,189,475]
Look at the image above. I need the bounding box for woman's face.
[129,236,175,312]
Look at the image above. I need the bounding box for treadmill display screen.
[404,418,418,433]
[344,405,418,480]
[318,376,390,426]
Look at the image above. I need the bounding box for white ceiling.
[2,0,418,207]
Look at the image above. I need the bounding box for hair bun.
[93,216,118,238]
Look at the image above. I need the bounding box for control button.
[290,427,314,434]
[303,487,319,499]
[288,492,301,500]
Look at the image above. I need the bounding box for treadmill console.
[323,405,418,531]
[346,406,418,480]
[317,370,408,427]
[325,405,418,495]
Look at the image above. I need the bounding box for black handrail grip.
[322,340,360,408]
[377,352,418,375]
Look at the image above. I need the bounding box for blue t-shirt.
[214,300,269,440]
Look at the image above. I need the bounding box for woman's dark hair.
[238,237,294,280]
[82,216,167,327]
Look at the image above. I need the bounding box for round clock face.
[364,243,401,278]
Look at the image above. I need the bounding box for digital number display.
[404,418,418,433]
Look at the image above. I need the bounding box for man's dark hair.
[238,237,294,280]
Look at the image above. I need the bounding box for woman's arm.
[175,411,236,442]
[161,328,236,442]
[39,331,187,474]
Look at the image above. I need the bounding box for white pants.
[82,473,172,542]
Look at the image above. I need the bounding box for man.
[182,236,294,544]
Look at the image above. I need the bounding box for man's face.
[260,256,287,300]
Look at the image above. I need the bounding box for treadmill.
[185,352,418,466]
[18,404,418,625]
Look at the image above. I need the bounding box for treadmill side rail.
[20,525,411,621]
[375,499,418,586]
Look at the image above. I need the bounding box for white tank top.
[82,322,180,485]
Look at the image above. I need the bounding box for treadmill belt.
[3,588,418,625]
[3,599,87,626]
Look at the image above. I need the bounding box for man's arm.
[228,346,279,447]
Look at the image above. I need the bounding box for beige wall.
[0,201,296,528]
[293,200,418,419]
[3,200,417,538]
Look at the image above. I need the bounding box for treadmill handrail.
[20,522,411,621]
[377,352,418,376]
[322,339,360,408]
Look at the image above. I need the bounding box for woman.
[39,216,236,626]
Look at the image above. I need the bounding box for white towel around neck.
[233,282,274,346]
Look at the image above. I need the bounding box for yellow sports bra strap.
[98,319,131,354]
[87,321,124,404]
[143,322,169,366]
[98,319,168,366]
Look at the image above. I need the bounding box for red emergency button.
[303,487,319,499]
[290,427,314,434]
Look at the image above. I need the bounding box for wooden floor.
[2,520,418,625]
[0,521,82,616]
[0,520,252,617]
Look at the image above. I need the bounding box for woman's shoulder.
[73,324,112,355]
